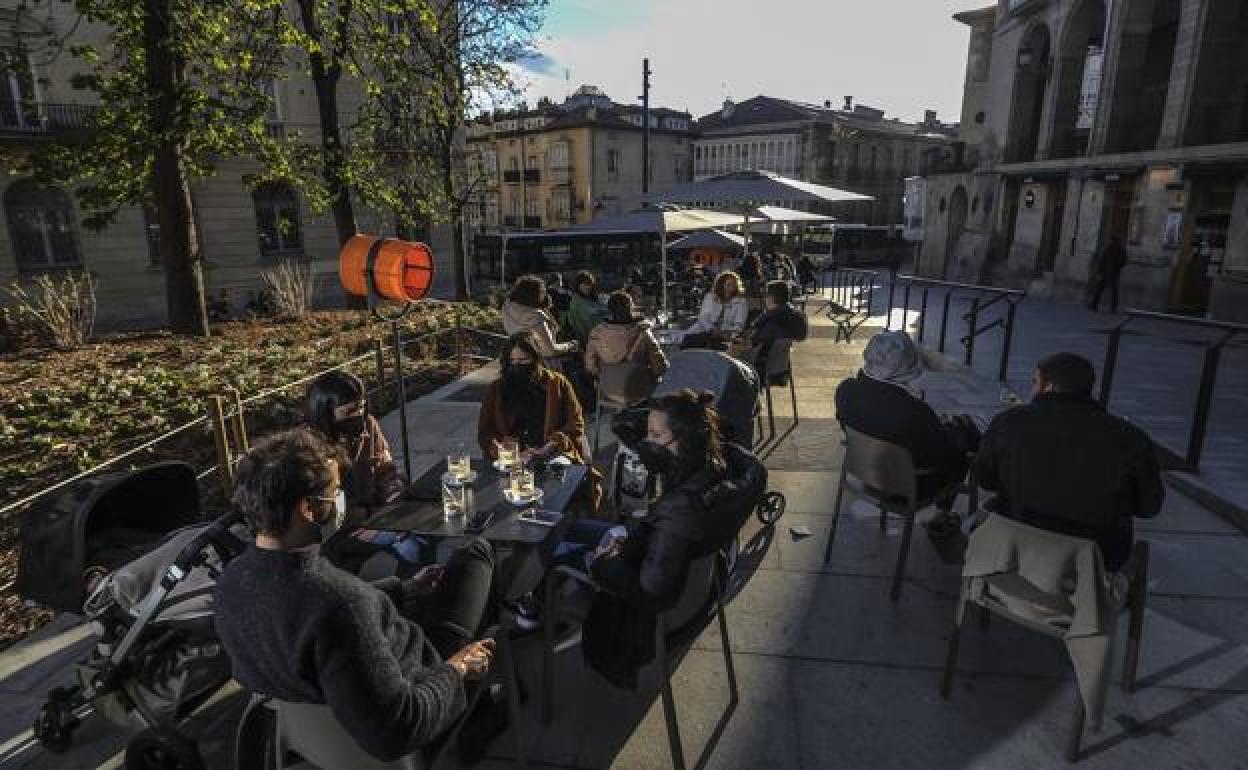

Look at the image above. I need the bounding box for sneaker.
[503,592,541,632]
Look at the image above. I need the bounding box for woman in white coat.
[682,271,749,349]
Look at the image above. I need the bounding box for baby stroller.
[17,462,247,770]
[609,349,786,528]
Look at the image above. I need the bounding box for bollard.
[206,395,233,495]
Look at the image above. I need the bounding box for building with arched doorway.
[919,0,1248,321]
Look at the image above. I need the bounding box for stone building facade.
[0,4,454,329]
[920,0,1248,320]
[693,96,957,226]
[463,85,694,234]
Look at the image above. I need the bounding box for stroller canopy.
[654,350,759,445]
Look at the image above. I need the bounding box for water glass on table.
[442,482,470,520]
[447,443,472,482]
[497,438,519,470]
[509,467,535,499]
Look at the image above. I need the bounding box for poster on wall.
[1162,211,1183,249]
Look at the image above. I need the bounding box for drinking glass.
[441,482,469,519]
[497,438,519,469]
[447,443,472,482]
[509,467,535,499]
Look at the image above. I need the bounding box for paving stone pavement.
[1,288,1245,769]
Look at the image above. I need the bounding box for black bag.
[16,462,202,613]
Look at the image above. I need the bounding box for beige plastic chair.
[939,517,1150,763]
[237,626,527,769]
[540,550,737,770]
[822,424,971,601]
[592,360,657,455]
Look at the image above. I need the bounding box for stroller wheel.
[33,687,79,753]
[125,728,204,770]
[757,492,786,526]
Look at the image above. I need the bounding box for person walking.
[1088,236,1128,313]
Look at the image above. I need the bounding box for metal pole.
[641,58,652,195]
[902,282,912,337]
[373,338,387,388]
[938,290,952,353]
[1186,332,1233,471]
[1099,324,1123,408]
[206,395,233,496]
[964,297,980,366]
[659,215,669,313]
[391,320,413,481]
[917,287,930,343]
[998,301,1017,384]
[886,277,897,331]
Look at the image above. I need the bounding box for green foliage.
[3,271,98,350]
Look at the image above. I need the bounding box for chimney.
[843,95,853,111]
[924,109,937,126]
[824,99,832,109]
[722,99,735,119]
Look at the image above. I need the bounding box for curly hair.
[508,274,547,308]
[232,427,342,537]
[652,388,724,483]
[712,271,742,302]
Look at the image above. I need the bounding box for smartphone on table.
[519,509,563,527]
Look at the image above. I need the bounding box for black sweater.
[214,545,466,760]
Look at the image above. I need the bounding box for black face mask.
[335,415,367,440]
[503,362,538,384]
[637,439,678,476]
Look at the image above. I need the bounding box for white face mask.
[313,490,347,542]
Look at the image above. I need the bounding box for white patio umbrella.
[652,171,871,253]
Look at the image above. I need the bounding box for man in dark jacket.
[215,429,498,762]
[1088,236,1128,313]
[835,331,972,536]
[974,352,1163,571]
[745,280,809,383]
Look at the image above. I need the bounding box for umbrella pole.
[500,230,509,287]
[741,207,751,255]
[660,216,669,314]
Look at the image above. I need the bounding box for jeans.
[550,519,617,570]
[412,538,496,659]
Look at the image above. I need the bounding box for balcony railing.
[523,216,542,229]
[548,166,572,185]
[0,103,100,137]
[503,170,522,185]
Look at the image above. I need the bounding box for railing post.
[455,309,466,375]
[1099,324,1123,408]
[901,282,912,336]
[227,388,249,456]
[373,338,387,388]
[938,290,952,354]
[886,277,897,331]
[391,320,413,481]
[867,274,877,318]
[964,297,980,366]
[998,301,1017,384]
[206,395,233,496]
[1186,333,1232,471]
[917,287,930,343]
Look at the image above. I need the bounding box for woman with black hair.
[477,332,602,509]
[305,369,405,516]
[552,389,767,688]
[565,270,609,344]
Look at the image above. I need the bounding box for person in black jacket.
[215,428,500,762]
[743,280,809,382]
[552,389,767,689]
[1088,236,1128,313]
[835,331,974,538]
[974,352,1164,571]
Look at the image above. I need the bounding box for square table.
[365,457,588,546]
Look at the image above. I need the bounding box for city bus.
[801,223,905,268]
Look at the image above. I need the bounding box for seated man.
[974,352,1163,571]
[835,331,974,538]
[740,279,809,383]
[215,428,499,762]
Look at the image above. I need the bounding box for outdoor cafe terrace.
[1,270,1245,770]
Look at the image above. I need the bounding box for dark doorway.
[1006,25,1052,163]
[1168,181,1233,314]
[1037,180,1067,275]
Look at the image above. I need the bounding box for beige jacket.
[584,320,669,378]
[962,514,1118,730]
[501,300,575,359]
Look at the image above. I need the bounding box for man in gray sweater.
[215,428,497,761]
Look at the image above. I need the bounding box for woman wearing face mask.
[477,332,602,510]
[549,389,767,689]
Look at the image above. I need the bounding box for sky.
[512,0,977,125]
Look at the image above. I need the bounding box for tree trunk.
[442,149,468,299]
[144,0,210,336]
[298,0,361,307]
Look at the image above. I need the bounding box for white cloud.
[517,0,974,124]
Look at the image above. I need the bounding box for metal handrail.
[887,275,1026,382]
[1100,308,1247,472]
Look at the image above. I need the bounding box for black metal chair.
[540,550,738,770]
[757,339,799,444]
